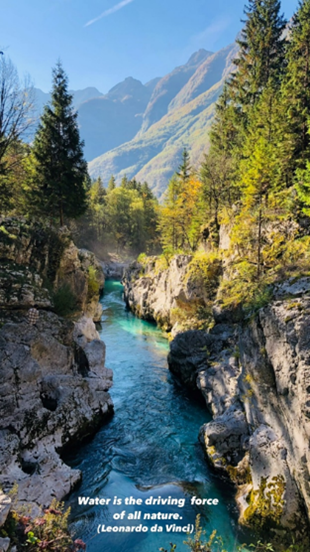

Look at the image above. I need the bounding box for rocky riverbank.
[0,218,113,527]
[123,254,219,332]
[100,254,130,281]
[123,256,310,541]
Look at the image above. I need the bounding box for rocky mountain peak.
[106,77,147,101]
[186,48,213,66]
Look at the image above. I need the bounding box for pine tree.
[91,177,106,203]
[87,177,107,239]
[140,182,159,252]
[234,83,292,279]
[210,84,243,156]
[176,148,192,182]
[158,175,182,252]
[210,0,286,176]
[107,175,116,192]
[121,175,129,188]
[295,122,310,213]
[296,160,310,216]
[230,0,286,110]
[201,150,237,244]
[282,0,310,167]
[31,62,88,225]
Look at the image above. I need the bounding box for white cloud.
[85,0,135,27]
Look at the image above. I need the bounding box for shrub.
[87,265,100,301]
[52,283,78,317]
[1,499,86,551]
[137,252,148,265]
[186,251,222,299]
[159,513,310,552]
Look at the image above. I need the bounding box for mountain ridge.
[88,42,238,197]
[33,42,238,194]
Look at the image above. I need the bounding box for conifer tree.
[230,0,286,110]
[108,175,116,192]
[210,0,287,190]
[87,177,107,239]
[91,177,106,203]
[282,0,310,167]
[295,122,310,213]
[31,62,88,225]
[210,85,243,156]
[176,148,192,182]
[201,151,237,244]
[121,175,129,188]
[234,83,291,279]
[295,160,310,216]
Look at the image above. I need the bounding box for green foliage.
[158,151,203,253]
[52,283,78,317]
[295,153,310,216]
[243,476,286,530]
[282,0,310,167]
[137,252,148,266]
[107,175,116,192]
[229,0,286,111]
[29,62,88,226]
[176,147,192,182]
[0,55,33,179]
[75,177,159,255]
[183,516,222,552]
[0,141,31,215]
[87,265,100,300]
[200,150,238,244]
[186,252,222,298]
[1,499,86,551]
[159,514,278,552]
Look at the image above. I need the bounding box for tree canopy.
[30,62,88,225]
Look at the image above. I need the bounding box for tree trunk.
[214,204,220,248]
[257,207,262,281]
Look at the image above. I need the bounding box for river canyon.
[65,281,252,552]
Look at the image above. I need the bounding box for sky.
[0,0,299,94]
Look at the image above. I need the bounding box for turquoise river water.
[66,280,254,552]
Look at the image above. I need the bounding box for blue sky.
[1,0,298,93]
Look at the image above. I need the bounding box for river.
[65,280,251,552]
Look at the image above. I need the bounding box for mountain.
[138,49,213,134]
[77,77,158,160]
[33,79,160,161]
[168,43,237,112]
[33,86,102,113]
[31,86,102,145]
[33,41,238,194]
[88,42,237,198]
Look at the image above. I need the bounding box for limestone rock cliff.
[123,255,212,331]
[124,255,310,538]
[0,218,105,320]
[0,219,112,515]
[0,313,113,511]
[170,278,310,538]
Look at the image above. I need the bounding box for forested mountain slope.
[138,49,213,134]
[89,42,237,197]
[34,42,237,192]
